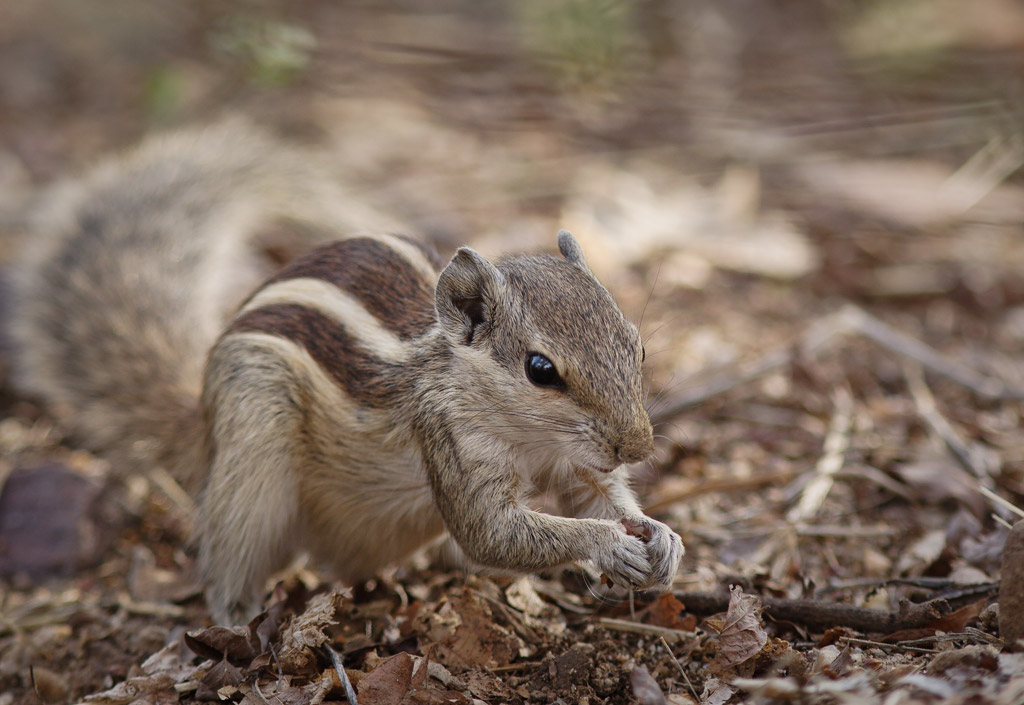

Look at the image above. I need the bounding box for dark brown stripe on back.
[264,238,437,340]
[227,303,401,408]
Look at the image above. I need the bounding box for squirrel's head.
[435,230,654,472]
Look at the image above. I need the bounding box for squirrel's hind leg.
[198,338,307,624]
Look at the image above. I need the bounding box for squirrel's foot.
[620,516,684,589]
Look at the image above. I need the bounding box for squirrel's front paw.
[621,516,684,589]
[591,522,652,589]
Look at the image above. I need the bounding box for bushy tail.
[10,119,401,493]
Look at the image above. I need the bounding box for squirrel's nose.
[614,430,655,464]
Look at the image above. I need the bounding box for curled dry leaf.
[279,589,348,672]
[709,586,768,668]
[184,626,255,664]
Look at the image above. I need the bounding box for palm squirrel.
[10,121,684,623]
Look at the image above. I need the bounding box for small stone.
[999,520,1024,650]
[0,464,123,578]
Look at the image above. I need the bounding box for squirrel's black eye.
[525,352,563,388]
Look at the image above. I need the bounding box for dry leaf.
[711,586,768,668]
[29,665,69,704]
[642,593,698,631]
[184,626,255,664]
[630,664,668,705]
[278,589,347,672]
[82,673,180,705]
[196,658,243,701]
[358,652,414,705]
[356,651,471,705]
[701,677,737,705]
[927,598,986,633]
[414,591,522,669]
[895,529,947,577]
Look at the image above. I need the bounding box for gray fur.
[12,125,683,624]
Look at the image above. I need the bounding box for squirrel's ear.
[557,230,592,274]
[436,247,503,345]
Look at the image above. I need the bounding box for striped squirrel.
[11,122,684,623]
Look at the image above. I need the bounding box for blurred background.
[2,0,1022,371]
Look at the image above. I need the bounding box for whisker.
[637,262,662,332]
[645,372,678,413]
[642,311,691,346]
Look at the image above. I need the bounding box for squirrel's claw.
[622,516,684,589]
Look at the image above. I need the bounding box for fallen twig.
[787,387,854,523]
[841,637,938,655]
[904,362,998,487]
[672,591,965,634]
[979,485,1024,520]
[323,645,358,705]
[904,362,1021,523]
[660,636,700,702]
[594,617,695,643]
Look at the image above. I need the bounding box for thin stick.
[324,645,359,705]
[904,363,997,487]
[841,305,1016,400]
[672,591,968,634]
[787,387,853,523]
[660,636,699,702]
[841,637,938,655]
[979,485,1024,520]
[995,514,1015,530]
[595,617,695,643]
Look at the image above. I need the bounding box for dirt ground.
[1,2,1024,704]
